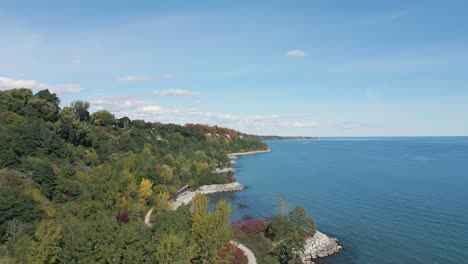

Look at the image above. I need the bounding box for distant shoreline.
[227,148,271,158]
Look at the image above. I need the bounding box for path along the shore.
[145,148,341,264]
[231,240,257,264]
[144,182,257,263]
[144,150,269,263]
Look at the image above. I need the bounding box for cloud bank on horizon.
[0,1,467,136]
[0,76,82,94]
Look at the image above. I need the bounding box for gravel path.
[144,150,271,264]
[231,240,257,264]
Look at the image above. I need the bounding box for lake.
[210,137,468,263]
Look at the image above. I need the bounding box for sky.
[1,0,467,136]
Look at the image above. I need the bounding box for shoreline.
[144,181,254,263]
[227,148,271,158]
[228,147,342,263]
[301,231,342,263]
[171,182,245,209]
[146,148,341,263]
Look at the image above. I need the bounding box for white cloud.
[139,105,165,114]
[89,95,318,134]
[71,58,81,65]
[37,84,82,94]
[285,50,307,57]
[90,97,149,112]
[280,121,319,128]
[117,75,151,82]
[152,89,199,96]
[90,95,273,126]
[162,73,174,79]
[0,77,37,88]
[0,76,82,94]
[254,114,281,120]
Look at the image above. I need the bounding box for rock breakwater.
[300,231,342,263]
[171,182,245,209]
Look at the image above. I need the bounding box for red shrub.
[233,219,268,235]
[218,244,247,264]
[117,210,129,224]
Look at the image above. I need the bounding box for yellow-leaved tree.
[191,194,233,263]
[29,220,63,264]
[139,178,153,205]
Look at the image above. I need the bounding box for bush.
[266,215,294,241]
[233,219,268,235]
[20,158,56,199]
[218,244,248,264]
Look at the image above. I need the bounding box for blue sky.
[1,0,467,136]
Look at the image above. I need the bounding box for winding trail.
[231,240,257,264]
[144,208,154,227]
[144,150,271,264]
[145,183,257,263]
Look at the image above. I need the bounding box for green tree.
[55,107,91,146]
[90,110,118,126]
[163,154,176,167]
[153,191,172,215]
[35,89,60,106]
[0,187,42,241]
[29,220,63,264]
[153,233,195,264]
[0,135,20,167]
[275,232,305,264]
[152,206,192,237]
[266,215,294,241]
[160,165,174,184]
[32,89,60,122]
[59,214,151,263]
[8,88,33,106]
[21,158,56,199]
[288,207,316,237]
[71,100,90,122]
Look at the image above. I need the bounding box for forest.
[0,88,315,264]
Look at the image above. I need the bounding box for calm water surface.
[210,137,468,264]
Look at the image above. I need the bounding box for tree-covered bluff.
[0,88,270,263]
[0,88,323,264]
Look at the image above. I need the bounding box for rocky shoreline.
[227,148,271,158]
[171,182,245,209]
[145,182,246,226]
[300,231,342,263]
[146,148,342,264]
[227,149,342,263]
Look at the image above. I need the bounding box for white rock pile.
[198,182,245,193]
[171,182,245,209]
[300,231,342,263]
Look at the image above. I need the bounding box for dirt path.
[144,149,271,263]
[144,208,153,227]
[144,184,257,264]
[231,240,257,264]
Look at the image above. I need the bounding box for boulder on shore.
[300,231,342,263]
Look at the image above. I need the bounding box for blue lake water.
[209,137,468,263]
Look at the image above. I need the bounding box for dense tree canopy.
[0,88,272,263]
